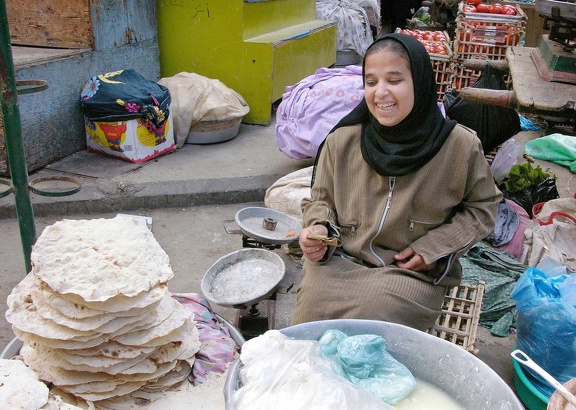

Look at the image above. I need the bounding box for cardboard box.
[85,113,175,163]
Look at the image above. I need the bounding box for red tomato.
[491,4,503,13]
[459,29,472,42]
[463,5,477,12]
[433,32,447,42]
[435,45,448,55]
[476,3,492,13]
[501,5,516,15]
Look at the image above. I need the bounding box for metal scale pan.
[201,248,287,339]
[201,248,286,309]
[234,207,302,245]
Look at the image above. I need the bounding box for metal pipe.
[0,0,37,274]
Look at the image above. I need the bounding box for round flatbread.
[31,217,173,301]
[0,358,49,410]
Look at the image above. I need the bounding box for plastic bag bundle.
[511,266,576,398]
[499,162,559,216]
[228,330,395,410]
[316,0,373,56]
[525,133,576,173]
[319,329,416,404]
[491,139,522,185]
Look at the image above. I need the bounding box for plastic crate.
[431,55,454,102]
[451,3,525,89]
[396,29,454,102]
[427,281,485,355]
[456,1,526,28]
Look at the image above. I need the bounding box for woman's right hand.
[299,224,329,263]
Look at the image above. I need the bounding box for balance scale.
[531,0,576,84]
[203,207,302,339]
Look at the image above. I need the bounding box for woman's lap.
[290,255,447,331]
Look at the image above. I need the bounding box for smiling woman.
[291,33,502,330]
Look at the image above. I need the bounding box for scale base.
[235,299,276,340]
[531,35,576,84]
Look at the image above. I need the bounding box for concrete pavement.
[1,115,574,405]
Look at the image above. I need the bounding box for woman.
[291,33,502,331]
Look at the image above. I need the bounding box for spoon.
[511,349,576,409]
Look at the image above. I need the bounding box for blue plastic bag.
[318,329,416,404]
[510,267,576,398]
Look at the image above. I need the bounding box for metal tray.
[235,207,301,245]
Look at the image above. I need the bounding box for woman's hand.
[299,225,329,263]
[394,247,436,272]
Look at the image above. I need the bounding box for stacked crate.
[452,2,526,89]
[396,29,454,102]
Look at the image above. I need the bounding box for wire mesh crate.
[396,29,454,102]
[451,3,525,89]
[431,55,454,102]
[427,281,486,355]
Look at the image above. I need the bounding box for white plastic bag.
[228,330,394,410]
[491,138,522,185]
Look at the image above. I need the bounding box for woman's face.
[364,49,414,127]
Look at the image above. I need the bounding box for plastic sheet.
[228,330,394,410]
[319,329,416,404]
[525,133,576,173]
[491,138,522,185]
[511,266,576,398]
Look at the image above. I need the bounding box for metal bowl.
[224,319,525,409]
[235,207,301,245]
[201,248,286,308]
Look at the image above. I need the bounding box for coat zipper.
[370,176,395,265]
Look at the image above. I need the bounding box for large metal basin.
[224,319,524,410]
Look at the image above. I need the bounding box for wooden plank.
[506,46,576,119]
[7,0,92,49]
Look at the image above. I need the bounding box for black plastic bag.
[501,177,559,216]
[443,63,521,153]
[498,163,559,216]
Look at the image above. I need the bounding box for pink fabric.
[275,65,364,160]
[172,293,239,385]
[275,64,448,160]
[495,199,531,260]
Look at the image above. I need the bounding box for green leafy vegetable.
[503,163,555,193]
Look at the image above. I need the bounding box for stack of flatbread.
[5,216,201,407]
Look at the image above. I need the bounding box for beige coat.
[291,123,502,329]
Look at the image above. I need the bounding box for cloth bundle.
[158,72,249,148]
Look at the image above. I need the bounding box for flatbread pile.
[5,216,201,406]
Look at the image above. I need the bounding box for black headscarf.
[314,33,456,181]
